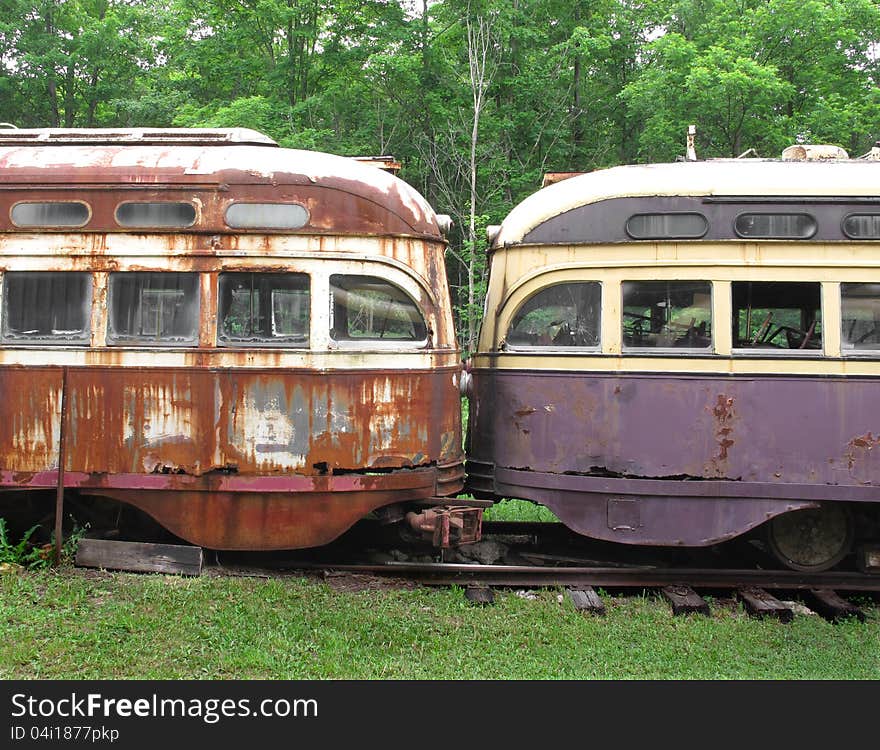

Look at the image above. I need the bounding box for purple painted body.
[466,368,880,545]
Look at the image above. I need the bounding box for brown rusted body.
[0,129,464,550]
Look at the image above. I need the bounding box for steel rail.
[280,561,880,591]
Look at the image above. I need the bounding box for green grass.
[483,498,560,522]
[1,567,878,679]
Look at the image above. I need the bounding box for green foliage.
[0,518,47,569]
[0,517,88,570]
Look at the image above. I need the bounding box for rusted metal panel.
[0,364,464,549]
[92,474,440,551]
[467,368,880,545]
[0,366,462,477]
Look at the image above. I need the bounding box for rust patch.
[709,394,736,471]
[845,432,879,469]
[92,485,435,550]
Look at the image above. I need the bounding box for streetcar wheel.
[767,505,853,572]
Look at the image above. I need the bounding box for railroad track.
[76,519,880,623]
[210,555,879,623]
[284,560,880,592]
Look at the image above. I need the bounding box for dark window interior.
[625,213,708,239]
[2,272,91,344]
[841,283,880,351]
[842,214,880,240]
[732,281,821,350]
[734,213,816,239]
[218,272,309,346]
[108,272,199,345]
[507,282,600,347]
[116,202,196,228]
[330,275,426,341]
[11,202,89,227]
[622,281,712,349]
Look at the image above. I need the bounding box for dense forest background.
[1,0,879,350]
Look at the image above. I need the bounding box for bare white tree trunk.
[465,11,495,353]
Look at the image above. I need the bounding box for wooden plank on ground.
[76,538,203,576]
[661,585,710,616]
[567,586,606,615]
[805,589,866,623]
[738,587,793,623]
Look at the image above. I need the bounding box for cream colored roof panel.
[494,160,880,247]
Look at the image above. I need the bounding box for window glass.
[842,214,880,240]
[2,272,91,344]
[732,281,821,350]
[625,213,708,240]
[622,281,712,349]
[734,213,816,239]
[225,203,309,229]
[506,282,600,347]
[108,272,199,345]
[841,283,880,351]
[11,202,89,227]
[330,275,426,342]
[116,202,196,228]
[218,273,309,346]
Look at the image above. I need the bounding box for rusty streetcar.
[465,146,880,571]
[0,128,480,551]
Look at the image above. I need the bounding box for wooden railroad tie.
[737,587,794,623]
[805,589,866,623]
[661,585,710,616]
[567,586,606,615]
[75,538,203,577]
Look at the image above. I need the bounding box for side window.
[734,213,816,239]
[625,213,708,240]
[107,272,199,346]
[622,281,712,349]
[10,201,90,228]
[225,203,309,229]
[218,273,309,347]
[1,272,91,344]
[116,202,196,228]
[732,281,821,351]
[842,214,880,240]
[330,275,427,342]
[841,283,880,352]
[506,282,600,348]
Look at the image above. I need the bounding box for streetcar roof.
[493,159,880,247]
[0,129,439,238]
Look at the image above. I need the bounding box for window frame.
[733,212,817,240]
[0,271,93,345]
[841,214,880,241]
[624,212,709,240]
[106,271,200,347]
[115,201,197,229]
[10,200,91,229]
[730,280,824,356]
[840,282,880,357]
[503,281,603,352]
[216,271,311,348]
[224,202,310,230]
[328,274,429,349]
[621,279,715,354]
